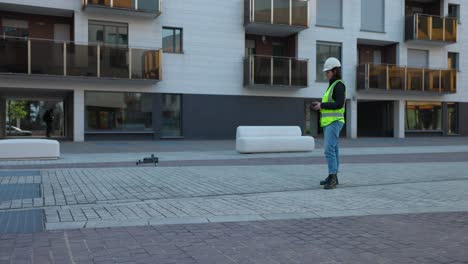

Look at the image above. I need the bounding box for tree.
[7,101,28,128]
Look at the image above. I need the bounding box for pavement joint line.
[2,177,468,212]
[3,149,468,169]
[43,208,468,231]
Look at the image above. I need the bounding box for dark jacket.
[321,78,346,110]
[43,110,54,123]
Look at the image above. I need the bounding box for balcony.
[357,64,456,94]
[82,0,161,18]
[405,14,457,45]
[244,0,309,37]
[244,55,308,88]
[0,36,162,83]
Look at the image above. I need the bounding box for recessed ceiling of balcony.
[0,88,72,100]
[82,5,161,19]
[357,39,398,46]
[408,0,439,3]
[406,39,455,46]
[0,3,74,17]
[245,23,307,37]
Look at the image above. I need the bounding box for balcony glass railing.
[357,64,456,93]
[31,39,65,76]
[246,0,308,27]
[244,55,308,87]
[406,14,457,43]
[83,0,161,13]
[0,37,28,74]
[0,36,162,81]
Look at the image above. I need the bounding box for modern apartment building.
[0,0,466,141]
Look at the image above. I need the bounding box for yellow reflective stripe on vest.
[321,113,344,118]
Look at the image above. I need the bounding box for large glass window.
[162,27,183,53]
[161,94,182,137]
[448,52,459,71]
[85,92,153,131]
[6,100,64,138]
[316,0,342,28]
[138,0,160,12]
[361,0,385,32]
[448,4,460,23]
[406,102,442,131]
[245,39,256,56]
[316,41,342,82]
[2,19,29,38]
[88,21,128,46]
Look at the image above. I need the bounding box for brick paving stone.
[2,212,466,264]
[0,141,468,263]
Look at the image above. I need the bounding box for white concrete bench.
[0,139,60,160]
[236,126,315,154]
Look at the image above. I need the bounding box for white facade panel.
[0,0,465,102]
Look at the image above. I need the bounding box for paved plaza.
[0,138,467,263]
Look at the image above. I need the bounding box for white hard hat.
[323,57,342,72]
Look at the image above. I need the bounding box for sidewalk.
[0,138,467,263]
[2,139,468,169]
[57,137,468,154]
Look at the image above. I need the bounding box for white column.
[394,100,405,139]
[74,89,85,142]
[346,99,358,139]
[73,14,88,43]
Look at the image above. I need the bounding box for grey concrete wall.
[182,94,306,139]
[459,103,468,136]
[152,94,163,137]
[85,133,155,141]
[0,98,5,139]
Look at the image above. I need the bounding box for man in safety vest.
[311,57,346,189]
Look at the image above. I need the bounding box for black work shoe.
[324,174,338,190]
[320,175,330,186]
[320,175,339,186]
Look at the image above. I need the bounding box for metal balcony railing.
[0,36,162,81]
[245,0,309,27]
[244,55,308,88]
[405,13,457,43]
[357,64,456,94]
[83,0,161,15]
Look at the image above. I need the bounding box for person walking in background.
[311,57,346,190]
[43,109,54,138]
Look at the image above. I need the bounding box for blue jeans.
[323,121,344,175]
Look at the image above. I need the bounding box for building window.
[316,0,342,28]
[139,0,160,12]
[163,27,183,53]
[316,41,342,82]
[161,94,182,137]
[89,21,128,46]
[448,52,459,71]
[448,4,460,23]
[6,100,65,138]
[85,92,153,131]
[406,102,442,131]
[2,19,29,38]
[245,39,256,56]
[361,0,385,32]
[407,49,428,68]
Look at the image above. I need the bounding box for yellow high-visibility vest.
[321,79,345,127]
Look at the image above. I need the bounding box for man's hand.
[311,101,321,111]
